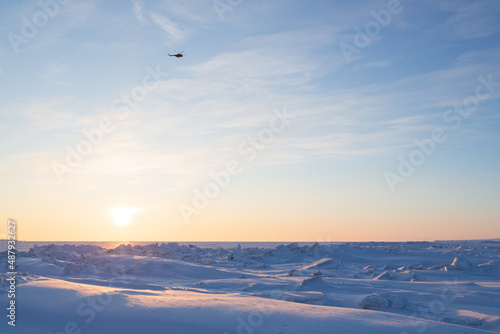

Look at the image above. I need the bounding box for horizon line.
[2,238,499,243]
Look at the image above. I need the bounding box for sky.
[0,0,499,242]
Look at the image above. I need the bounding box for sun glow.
[110,207,136,226]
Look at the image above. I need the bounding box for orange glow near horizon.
[3,203,499,243]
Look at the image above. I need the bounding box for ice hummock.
[1,240,499,333]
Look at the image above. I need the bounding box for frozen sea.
[1,239,499,333]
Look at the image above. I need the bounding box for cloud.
[156,0,210,24]
[44,62,68,74]
[4,14,496,192]
[436,0,500,40]
[38,62,69,86]
[0,46,4,75]
[130,0,213,49]
[8,1,99,53]
[1,98,78,133]
[104,36,500,180]
[150,13,189,42]
[353,61,390,71]
[189,28,342,85]
[113,27,494,174]
[132,0,145,23]
[79,41,133,50]
[454,48,500,67]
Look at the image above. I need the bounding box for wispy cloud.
[386,115,429,126]
[38,62,69,86]
[353,61,390,71]
[43,62,68,74]
[99,26,497,177]
[130,0,212,47]
[0,46,4,76]
[190,28,341,84]
[150,13,190,42]
[132,0,145,23]
[156,0,210,24]
[7,1,100,53]
[435,0,500,40]
[454,48,500,67]
[79,41,133,51]
[1,98,77,133]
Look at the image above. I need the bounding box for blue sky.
[1,0,499,241]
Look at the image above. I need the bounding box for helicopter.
[168,51,184,58]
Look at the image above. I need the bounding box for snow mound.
[61,263,98,276]
[300,258,337,270]
[372,270,418,281]
[6,240,500,333]
[250,290,325,304]
[373,271,392,280]
[450,257,476,270]
[25,243,106,259]
[299,275,323,287]
[441,316,483,327]
[227,244,242,261]
[360,293,407,310]
[360,293,390,309]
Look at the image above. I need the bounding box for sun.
[110,207,136,226]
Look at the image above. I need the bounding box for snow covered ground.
[1,240,499,333]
